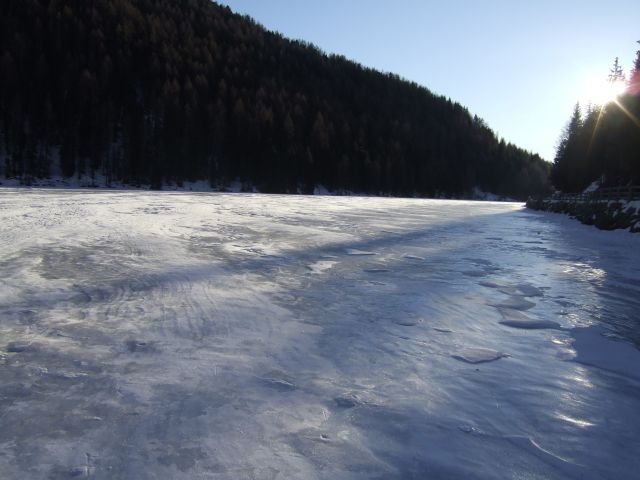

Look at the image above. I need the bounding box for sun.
[577,75,627,107]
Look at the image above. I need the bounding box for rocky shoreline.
[527,196,640,232]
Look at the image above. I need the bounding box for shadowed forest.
[0,0,551,198]
[551,51,640,192]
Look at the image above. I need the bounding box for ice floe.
[306,260,337,274]
[345,249,377,256]
[452,347,509,364]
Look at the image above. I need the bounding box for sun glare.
[577,75,626,108]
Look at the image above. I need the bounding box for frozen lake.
[1,189,639,479]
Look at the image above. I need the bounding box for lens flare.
[577,75,626,107]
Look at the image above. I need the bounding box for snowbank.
[0,175,518,202]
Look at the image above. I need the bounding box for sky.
[216,0,640,161]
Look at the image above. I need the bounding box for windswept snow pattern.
[1,189,639,479]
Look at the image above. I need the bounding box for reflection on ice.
[567,366,595,388]
[562,263,607,283]
[555,413,595,428]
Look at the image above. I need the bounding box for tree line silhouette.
[551,47,640,193]
[0,0,550,198]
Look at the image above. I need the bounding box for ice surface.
[451,347,508,363]
[496,307,563,330]
[1,189,639,479]
[394,318,423,327]
[307,260,337,274]
[570,326,640,380]
[499,318,563,330]
[489,296,537,311]
[345,248,377,256]
[402,254,425,260]
[499,318,564,330]
[433,327,454,333]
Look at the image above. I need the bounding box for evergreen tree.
[551,103,583,192]
[608,56,625,83]
[551,46,640,192]
[629,41,640,95]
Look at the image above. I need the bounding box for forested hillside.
[0,0,550,198]
[551,50,640,192]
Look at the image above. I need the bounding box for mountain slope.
[0,0,550,198]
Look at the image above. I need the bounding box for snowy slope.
[1,189,639,479]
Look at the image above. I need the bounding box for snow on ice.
[1,189,639,479]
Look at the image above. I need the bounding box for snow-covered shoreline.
[527,196,640,232]
[1,190,639,478]
[0,175,516,201]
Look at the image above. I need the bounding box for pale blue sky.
[217,1,639,161]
